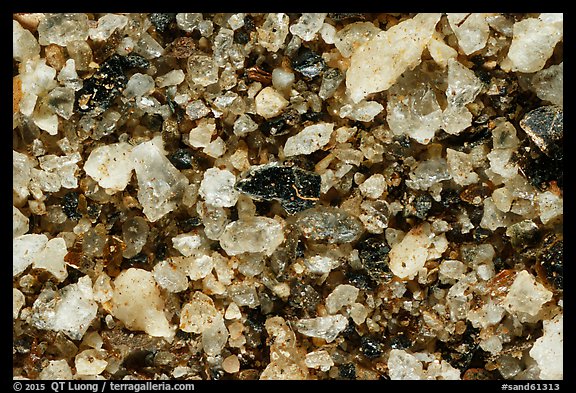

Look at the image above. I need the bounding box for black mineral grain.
[235,163,320,215]
[519,106,563,160]
[291,48,327,79]
[149,13,176,32]
[61,192,81,221]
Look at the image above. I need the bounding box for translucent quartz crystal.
[66,40,92,71]
[213,28,234,67]
[180,254,214,281]
[185,100,210,120]
[32,237,68,282]
[325,284,359,314]
[84,142,134,192]
[289,13,327,41]
[123,73,155,98]
[152,260,188,293]
[37,13,89,46]
[319,68,344,100]
[339,100,383,122]
[187,54,218,87]
[180,292,228,356]
[535,191,563,225]
[57,59,83,91]
[122,216,149,258]
[13,206,29,238]
[227,13,245,30]
[389,222,433,280]
[427,36,457,68]
[233,113,258,136]
[46,87,75,120]
[359,174,386,199]
[257,13,290,52]
[88,14,128,41]
[219,217,284,256]
[529,314,563,379]
[442,58,483,135]
[447,13,490,55]
[260,316,309,380]
[29,275,97,340]
[75,349,108,376]
[131,137,189,222]
[359,200,391,234]
[346,13,441,103]
[13,288,25,319]
[294,315,348,343]
[227,283,260,308]
[199,168,239,208]
[531,63,563,107]
[304,254,341,275]
[188,118,215,148]
[255,86,289,119]
[405,157,451,190]
[334,21,380,58]
[38,153,81,190]
[134,33,164,59]
[503,270,553,322]
[176,13,203,33]
[197,202,229,240]
[305,350,334,372]
[171,232,205,257]
[109,268,174,339]
[446,148,479,186]
[283,123,334,156]
[156,69,185,88]
[18,58,57,117]
[504,14,563,73]
[180,291,218,334]
[13,20,40,62]
[39,360,73,380]
[13,234,48,277]
[13,150,34,202]
[296,206,363,243]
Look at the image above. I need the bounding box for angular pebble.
[283,123,334,157]
[109,268,174,339]
[84,142,134,192]
[294,315,348,343]
[346,13,441,103]
[219,217,284,256]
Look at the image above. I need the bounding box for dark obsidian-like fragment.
[357,236,391,282]
[120,53,150,69]
[260,109,301,136]
[149,13,176,32]
[75,54,149,117]
[291,48,327,79]
[537,234,563,290]
[519,106,563,160]
[409,193,433,220]
[338,362,356,379]
[360,335,383,359]
[288,281,321,314]
[169,149,194,169]
[235,162,320,214]
[389,333,412,350]
[234,29,250,44]
[327,13,366,21]
[516,148,563,191]
[61,192,81,221]
[346,270,377,291]
[177,217,202,232]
